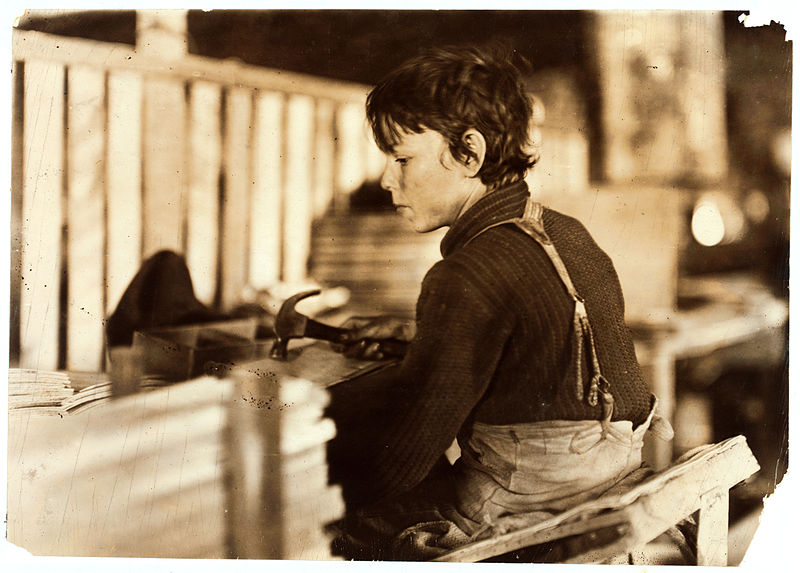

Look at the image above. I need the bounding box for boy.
[330,45,671,561]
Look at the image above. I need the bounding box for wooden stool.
[434,435,760,565]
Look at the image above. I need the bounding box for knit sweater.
[362,181,652,503]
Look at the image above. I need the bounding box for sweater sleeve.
[363,258,515,503]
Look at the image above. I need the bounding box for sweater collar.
[440,180,530,257]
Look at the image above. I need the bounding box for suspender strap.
[465,197,611,409]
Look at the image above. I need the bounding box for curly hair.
[366,45,536,190]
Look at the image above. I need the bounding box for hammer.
[269,289,408,360]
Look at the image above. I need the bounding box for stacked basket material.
[7,376,232,558]
[310,213,445,317]
[225,363,345,560]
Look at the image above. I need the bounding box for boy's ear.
[460,129,486,176]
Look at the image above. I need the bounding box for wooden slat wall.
[20,60,64,370]
[65,67,106,371]
[11,29,380,371]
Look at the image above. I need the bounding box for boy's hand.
[333,316,416,360]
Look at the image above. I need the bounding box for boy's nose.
[380,161,398,193]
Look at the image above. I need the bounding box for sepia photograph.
[2,4,793,569]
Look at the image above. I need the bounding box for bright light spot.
[692,200,726,247]
[771,128,792,177]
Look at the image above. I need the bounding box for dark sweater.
[361,181,651,503]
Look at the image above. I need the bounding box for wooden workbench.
[631,274,788,469]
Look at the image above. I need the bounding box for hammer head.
[269,289,319,359]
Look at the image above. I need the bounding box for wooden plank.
[219,87,253,309]
[696,487,729,566]
[105,71,143,314]
[249,91,284,289]
[65,66,106,371]
[141,75,186,256]
[13,29,370,105]
[365,127,386,182]
[10,60,25,366]
[334,102,368,211]
[312,98,336,219]
[283,95,315,284]
[186,81,222,305]
[20,59,65,370]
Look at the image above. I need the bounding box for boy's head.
[366,45,536,191]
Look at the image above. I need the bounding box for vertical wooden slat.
[696,487,729,566]
[283,95,315,285]
[106,71,143,315]
[312,99,335,219]
[20,60,65,370]
[142,76,186,256]
[65,66,106,370]
[186,81,222,305]
[334,102,367,212]
[249,91,284,289]
[10,61,25,367]
[365,130,385,183]
[219,87,253,310]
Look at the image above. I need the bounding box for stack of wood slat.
[8,368,76,415]
[226,361,346,560]
[310,213,445,317]
[7,376,232,558]
[7,367,173,416]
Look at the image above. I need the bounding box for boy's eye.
[395,157,409,166]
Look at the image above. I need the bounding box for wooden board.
[283,95,315,284]
[105,70,143,314]
[142,75,186,256]
[334,102,368,211]
[66,66,106,371]
[235,343,396,389]
[20,59,65,370]
[310,213,445,316]
[10,60,25,365]
[219,87,253,309]
[312,98,336,219]
[250,90,284,288]
[186,81,223,305]
[14,29,370,106]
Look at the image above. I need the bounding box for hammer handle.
[304,317,353,345]
[303,318,409,359]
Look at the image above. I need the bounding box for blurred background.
[9,9,790,562]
